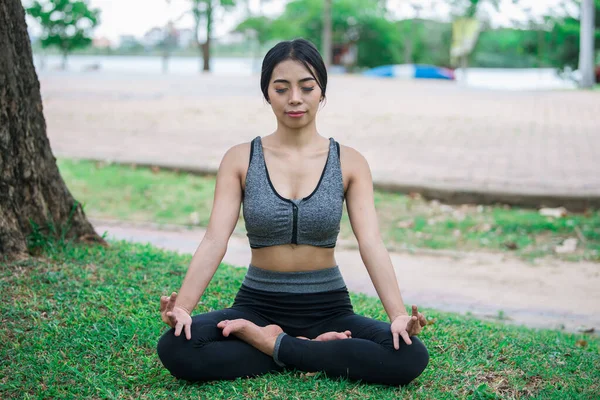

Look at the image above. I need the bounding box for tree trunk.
[0,0,103,261]
[579,0,596,88]
[202,0,213,72]
[322,0,332,68]
[404,19,415,64]
[193,4,203,73]
[61,49,68,70]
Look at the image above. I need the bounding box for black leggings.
[157,285,429,386]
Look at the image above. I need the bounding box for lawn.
[1,238,599,399]
[57,159,600,262]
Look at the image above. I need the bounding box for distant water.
[33,54,577,91]
[33,54,258,76]
[454,67,577,91]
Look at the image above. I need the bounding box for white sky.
[26,0,576,44]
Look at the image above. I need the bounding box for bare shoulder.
[339,144,371,178]
[219,141,252,172]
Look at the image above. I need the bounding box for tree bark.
[0,0,103,261]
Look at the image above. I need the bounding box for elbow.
[357,235,385,254]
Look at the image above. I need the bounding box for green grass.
[1,239,598,399]
[58,159,600,262]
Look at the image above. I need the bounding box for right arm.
[161,143,249,334]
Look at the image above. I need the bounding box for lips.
[286,111,306,118]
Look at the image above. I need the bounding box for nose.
[289,87,302,105]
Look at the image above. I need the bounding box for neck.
[272,120,320,149]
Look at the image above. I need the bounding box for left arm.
[342,146,426,347]
[343,147,408,321]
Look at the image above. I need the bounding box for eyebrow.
[272,77,316,84]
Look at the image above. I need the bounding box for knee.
[156,329,192,380]
[157,329,177,371]
[392,337,429,386]
[410,337,429,375]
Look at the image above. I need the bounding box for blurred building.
[92,36,112,49]
[142,27,164,49]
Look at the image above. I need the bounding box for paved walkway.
[40,72,600,209]
[93,219,600,334]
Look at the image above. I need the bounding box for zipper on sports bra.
[291,203,298,244]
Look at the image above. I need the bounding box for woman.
[157,38,429,386]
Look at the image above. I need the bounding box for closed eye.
[275,87,314,94]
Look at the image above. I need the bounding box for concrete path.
[41,72,600,209]
[93,219,600,334]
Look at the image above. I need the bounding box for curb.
[74,157,599,211]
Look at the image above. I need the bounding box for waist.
[250,245,336,272]
[242,264,346,293]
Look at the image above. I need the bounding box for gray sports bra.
[243,136,344,249]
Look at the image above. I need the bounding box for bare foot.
[297,330,352,341]
[217,319,283,356]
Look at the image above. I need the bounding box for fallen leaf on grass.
[575,339,588,348]
[504,241,518,250]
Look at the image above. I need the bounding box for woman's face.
[267,59,323,129]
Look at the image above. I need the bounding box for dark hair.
[260,38,328,103]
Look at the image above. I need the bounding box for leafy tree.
[264,0,402,69]
[235,16,273,48]
[25,0,100,69]
[396,18,453,67]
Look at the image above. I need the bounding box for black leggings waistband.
[241,265,346,293]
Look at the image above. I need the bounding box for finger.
[160,296,169,312]
[344,330,352,338]
[221,320,239,337]
[166,311,178,326]
[401,330,412,345]
[418,312,427,327]
[184,322,192,340]
[174,322,183,337]
[166,292,177,311]
[393,332,400,350]
[407,316,418,335]
[217,320,230,329]
[412,305,418,317]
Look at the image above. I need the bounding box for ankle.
[272,332,287,367]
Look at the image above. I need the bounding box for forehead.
[271,59,316,82]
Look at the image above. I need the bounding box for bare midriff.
[250,245,337,272]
